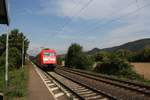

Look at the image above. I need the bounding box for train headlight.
[43,58,49,62]
[50,58,56,61]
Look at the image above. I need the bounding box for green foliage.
[0,29,29,69]
[0,29,29,55]
[8,48,21,69]
[94,51,110,62]
[65,43,93,70]
[57,56,64,65]
[0,54,5,68]
[115,49,133,60]
[65,43,83,67]
[6,67,28,98]
[0,54,5,91]
[93,47,150,62]
[0,29,29,92]
[129,47,150,62]
[94,56,142,80]
[140,48,150,62]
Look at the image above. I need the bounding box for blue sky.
[0,0,150,55]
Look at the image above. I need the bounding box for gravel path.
[27,62,55,100]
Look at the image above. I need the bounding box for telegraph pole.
[22,39,24,68]
[5,28,9,88]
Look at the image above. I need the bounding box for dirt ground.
[131,63,150,80]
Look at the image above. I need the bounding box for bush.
[75,54,94,70]
[94,56,142,80]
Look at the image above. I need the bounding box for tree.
[65,43,93,70]
[9,29,29,55]
[65,43,83,68]
[0,29,29,56]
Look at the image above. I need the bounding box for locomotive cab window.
[44,52,55,56]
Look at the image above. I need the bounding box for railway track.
[36,65,110,99]
[47,71,111,100]
[54,66,150,100]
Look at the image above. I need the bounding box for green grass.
[5,64,28,100]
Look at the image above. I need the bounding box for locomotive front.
[40,49,57,70]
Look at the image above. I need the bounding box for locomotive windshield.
[44,52,55,56]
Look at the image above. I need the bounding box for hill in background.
[87,38,150,55]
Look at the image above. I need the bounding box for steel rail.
[53,70,117,99]
[45,71,85,100]
[55,66,150,99]
[56,66,150,94]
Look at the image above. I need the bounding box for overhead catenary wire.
[60,0,94,32]
[43,0,94,47]
[79,2,150,35]
[42,1,150,50]
[74,1,139,35]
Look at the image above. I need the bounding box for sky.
[0,0,150,55]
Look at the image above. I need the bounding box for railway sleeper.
[78,91,93,95]
[85,95,105,100]
[75,89,89,92]
[74,87,86,90]
[82,93,97,97]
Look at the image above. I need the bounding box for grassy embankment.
[0,60,29,100]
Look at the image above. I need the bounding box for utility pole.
[22,39,24,68]
[5,28,9,88]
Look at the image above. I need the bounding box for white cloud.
[37,0,150,51]
[39,0,148,19]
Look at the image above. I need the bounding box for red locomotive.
[35,49,57,70]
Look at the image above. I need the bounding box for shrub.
[94,56,141,80]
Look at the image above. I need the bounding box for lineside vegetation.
[0,29,29,98]
[64,43,150,82]
[65,43,94,70]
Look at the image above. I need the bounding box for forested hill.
[87,38,150,55]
